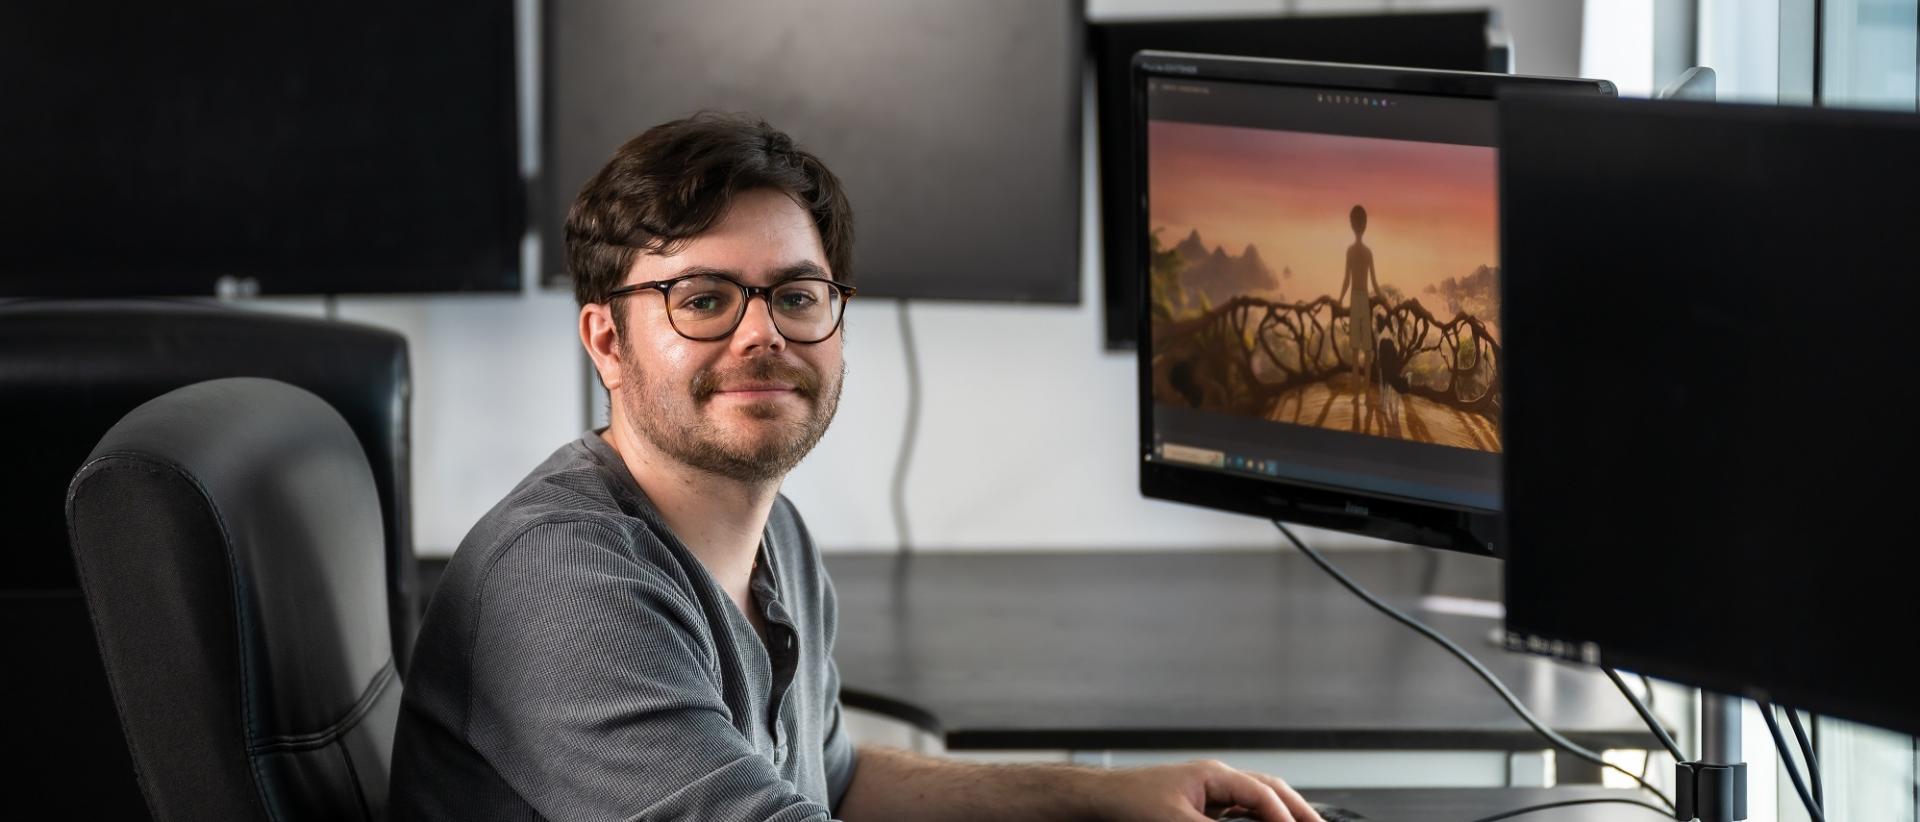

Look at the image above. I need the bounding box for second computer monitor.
[1500,92,1920,735]
[1133,53,1611,553]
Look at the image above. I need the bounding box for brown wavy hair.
[565,112,854,323]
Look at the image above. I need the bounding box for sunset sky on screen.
[1148,120,1498,305]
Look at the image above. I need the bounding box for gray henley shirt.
[389,432,857,821]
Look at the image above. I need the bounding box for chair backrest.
[0,300,415,815]
[67,377,401,821]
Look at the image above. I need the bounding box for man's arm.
[835,744,1323,822]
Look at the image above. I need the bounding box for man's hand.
[1081,759,1324,822]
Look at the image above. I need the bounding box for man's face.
[611,188,845,484]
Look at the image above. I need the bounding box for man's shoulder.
[496,435,635,522]
[461,441,633,556]
[403,440,723,715]
[432,439,691,615]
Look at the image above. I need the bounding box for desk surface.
[1305,787,1669,821]
[828,549,1660,752]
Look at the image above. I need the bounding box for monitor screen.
[542,0,1082,303]
[1500,93,1920,735]
[0,1,523,297]
[1134,54,1612,554]
[1092,10,1503,349]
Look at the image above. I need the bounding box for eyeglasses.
[605,273,857,344]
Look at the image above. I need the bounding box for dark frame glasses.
[606,273,857,343]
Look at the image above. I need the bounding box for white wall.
[1699,0,1783,102]
[1580,0,1657,96]
[255,0,1590,556]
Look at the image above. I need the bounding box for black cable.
[1759,699,1826,822]
[1464,796,1673,822]
[1603,666,1685,761]
[1786,707,1823,811]
[1813,0,1826,105]
[1272,521,1676,811]
[890,300,920,554]
[1629,673,1661,790]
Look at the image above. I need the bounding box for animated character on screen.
[1335,204,1383,385]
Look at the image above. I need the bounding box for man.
[390,113,1323,822]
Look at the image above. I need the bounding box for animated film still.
[1148,121,1503,453]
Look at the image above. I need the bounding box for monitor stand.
[1677,692,1748,822]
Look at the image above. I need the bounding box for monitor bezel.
[1131,51,1613,556]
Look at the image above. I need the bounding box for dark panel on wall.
[0,2,522,296]
[544,0,1083,303]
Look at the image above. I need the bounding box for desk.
[1306,787,1669,821]
[827,549,1661,755]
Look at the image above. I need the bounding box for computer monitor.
[1133,52,1612,555]
[1094,11,1509,349]
[542,0,1082,303]
[1499,92,1920,736]
[0,1,523,297]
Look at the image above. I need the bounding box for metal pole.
[1701,692,1742,765]
[1683,691,1749,822]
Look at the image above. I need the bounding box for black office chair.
[0,300,415,815]
[67,377,401,820]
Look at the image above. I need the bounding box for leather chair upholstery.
[0,299,415,816]
[67,377,400,820]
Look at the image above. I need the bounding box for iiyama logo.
[1343,502,1370,517]
[1142,62,1198,75]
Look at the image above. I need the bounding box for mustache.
[690,358,821,400]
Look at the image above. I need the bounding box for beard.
[619,350,843,484]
